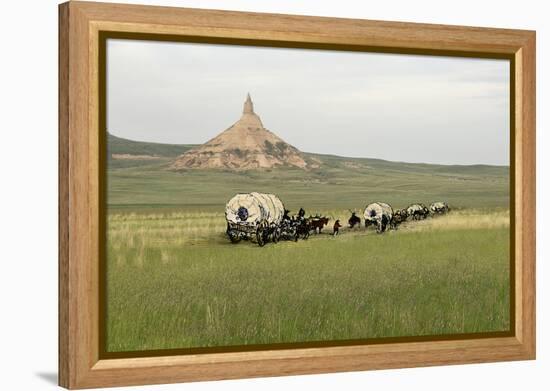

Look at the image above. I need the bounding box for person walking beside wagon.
[333,219,342,236]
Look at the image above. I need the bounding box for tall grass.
[106,209,510,352]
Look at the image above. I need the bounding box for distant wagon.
[407,203,430,220]
[364,202,393,233]
[225,192,285,246]
[390,208,408,229]
[430,201,450,214]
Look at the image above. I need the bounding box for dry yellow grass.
[403,209,509,232]
[105,208,510,351]
[107,209,508,267]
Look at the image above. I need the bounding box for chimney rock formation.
[171,94,314,170]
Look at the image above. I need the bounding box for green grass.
[106,155,509,213]
[107,132,197,158]
[106,209,510,352]
[105,136,511,352]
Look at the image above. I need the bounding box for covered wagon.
[430,201,449,214]
[363,202,393,233]
[407,203,430,220]
[225,192,285,246]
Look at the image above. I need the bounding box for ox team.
[225,192,449,246]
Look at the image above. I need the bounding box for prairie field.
[106,208,510,352]
[105,140,511,352]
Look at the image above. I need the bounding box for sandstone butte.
[171,94,318,171]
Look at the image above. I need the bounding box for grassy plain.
[105,135,510,352]
[107,158,509,212]
[106,209,510,352]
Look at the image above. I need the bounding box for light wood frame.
[59,1,536,389]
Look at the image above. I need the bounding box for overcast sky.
[107,39,510,165]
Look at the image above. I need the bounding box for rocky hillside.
[171,94,318,171]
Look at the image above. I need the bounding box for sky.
[107,39,510,165]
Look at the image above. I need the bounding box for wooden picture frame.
[59,1,536,389]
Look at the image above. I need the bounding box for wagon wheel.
[293,226,299,242]
[226,224,241,243]
[272,228,280,244]
[228,231,241,243]
[256,227,266,247]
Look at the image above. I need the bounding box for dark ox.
[348,212,361,228]
[295,218,311,240]
[309,216,330,234]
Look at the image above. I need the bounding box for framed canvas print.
[58,1,536,389]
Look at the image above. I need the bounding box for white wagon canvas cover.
[430,201,449,213]
[363,202,393,222]
[225,192,285,225]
